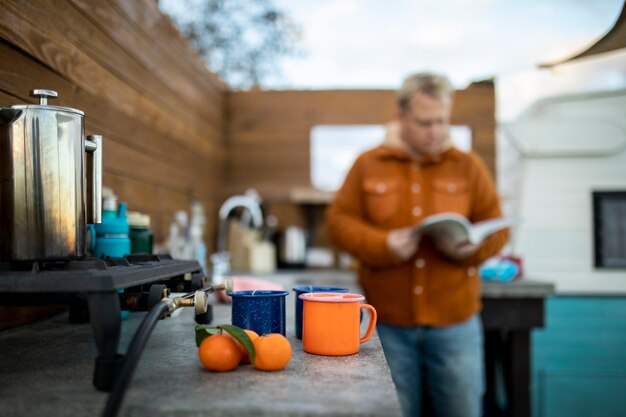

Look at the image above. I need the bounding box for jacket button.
[376,183,386,193]
[414,286,423,295]
[415,258,425,268]
[412,206,422,217]
[411,183,421,193]
[467,267,476,276]
[447,183,457,192]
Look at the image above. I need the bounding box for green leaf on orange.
[218,324,255,364]
[195,324,220,347]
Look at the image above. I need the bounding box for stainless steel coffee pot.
[0,89,102,260]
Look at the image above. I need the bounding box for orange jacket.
[326,140,509,326]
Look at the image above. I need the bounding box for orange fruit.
[253,333,292,371]
[230,329,259,364]
[198,334,242,372]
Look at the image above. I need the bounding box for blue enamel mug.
[293,286,348,339]
[231,290,289,336]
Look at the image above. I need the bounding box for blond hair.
[396,72,454,110]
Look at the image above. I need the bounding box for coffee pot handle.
[85,135,103,224]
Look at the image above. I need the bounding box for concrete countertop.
[240,269,556,299]
[0,285,403,417]
[0,270,553,417]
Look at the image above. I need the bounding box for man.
[326,72,509,417]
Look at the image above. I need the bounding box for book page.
[425,221,471,245]
[414,213,517,246]
[414,213,472,245]
[469,217,517,244]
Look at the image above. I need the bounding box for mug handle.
[359,303,378,344]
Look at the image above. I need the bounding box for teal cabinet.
[532,297,626,417]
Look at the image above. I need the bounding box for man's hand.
[435,232,480,260]
[387,227,420,261]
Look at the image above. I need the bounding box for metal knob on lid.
[29,89,58,105]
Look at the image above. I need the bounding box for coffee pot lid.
[6,89,84,116]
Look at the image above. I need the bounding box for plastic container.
[127,211,153,254]
[91,201,131,258]
[480,258,520,282]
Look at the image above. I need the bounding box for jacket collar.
[377,121,458,165]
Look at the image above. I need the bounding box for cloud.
[268,0,624,89]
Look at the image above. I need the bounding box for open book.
[413,212,517,246]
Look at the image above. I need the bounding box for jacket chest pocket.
[362,179,400,224]
[430,178,470,215]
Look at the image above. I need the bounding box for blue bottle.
[92,202,131,258]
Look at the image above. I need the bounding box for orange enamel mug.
[299,292,377,356]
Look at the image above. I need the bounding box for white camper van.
[497,47,626,294]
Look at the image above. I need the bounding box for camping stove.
[0,254,207,391]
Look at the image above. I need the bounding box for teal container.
[91,202,131,258]
[127,211,153,254]
[130,227,153,253]
[89,201,131,320]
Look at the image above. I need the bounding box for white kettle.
[278,226,307,267]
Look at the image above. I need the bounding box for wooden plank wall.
[0,0,226,244]
[0,0,227,330]
[226,83,496,244]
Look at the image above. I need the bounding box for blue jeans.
[378,314,485,417]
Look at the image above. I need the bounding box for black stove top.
[0,254,207,392]
[0,254,201,293]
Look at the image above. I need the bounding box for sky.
[262,0,624,90]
